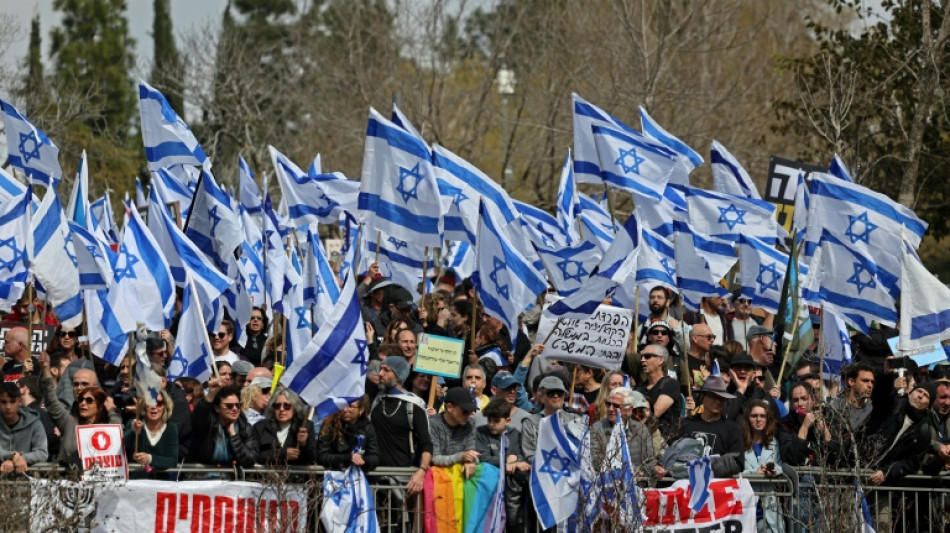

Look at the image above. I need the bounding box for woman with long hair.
[242,307,269,366]
[125,390,179,476]
[383,320,411,345]
[241,382,271,426]
[740,400,783,532]
[317,396,379,472]
[252,387,317,466]
[188,384,257,467]
[777,382,830,466]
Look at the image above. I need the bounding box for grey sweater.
[428,414,477,467]
[0,406,49,464]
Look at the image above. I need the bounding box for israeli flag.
[149,167,194,220]
[899,240,950,351]
[710,140,760,199]
[578,193,617,251]
[855,479,876,533]
[635,183,688,239]
[536,240,602,297]
[280,246,311,367]
[514,200,569,249]
[84,287,134,365]
[792,172,809,243]
[443,240,475,281]
[238,155,263,215]
[133,328,165,407]
[338,215,365,279]
[32,186,83,329]
[432,143,517,245]
[367,231,431,303]
[803,230,898,333]
[639,106,703,171]
[68,222,114,289]
[738,234,797,315]
[138,80,209,170]
[555,150,581,244]
[358,108,443,249]
[674,226,732,311]
[592,420,641,528]
[530,413,583,529]
[593,125,682,200]
[544,213,642,320]
[684,186,777,244]
[0,189,32,310]
[0,166,32,210]
[90,192,118,245]
[221,255,253,346]
[821,310,853,377]
[282,273,368,418]
[167,272,216,383]
[303,230,341,326]
[474,199,547,344]
[185,169,243,270]
[0,98,62,188]
[572,93,638,184]
[631,227,677,299]
[687,455,715,512]
[320,460,379,533]
[114,201,175,330]
[804,173,927,259]
[829,153,854,182]
[484,431,508,533]
[66,151,90,228]
[271,145,360,226]
[238,207,267,310]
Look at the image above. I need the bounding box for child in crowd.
[475,398,530,532]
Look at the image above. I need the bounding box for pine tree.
[18,15,45,116]
[151,0,183,116]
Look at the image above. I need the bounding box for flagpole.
[180,170,205,233]
[374,231,381,264]
[352,222,364,279]
[817,306,826,403]
[187,273,220,381]
[470,292,478,351]
[421,247,429,300]
[678,294,692,395]
[25,282,34,361]
[776,307,800,386]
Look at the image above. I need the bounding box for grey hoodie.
[0,406,49,465]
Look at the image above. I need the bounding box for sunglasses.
[641,353,657,360]
[211,332,228,339]
[249,316,263,321]
[754,376,765,382]
[79,397,96,405]
[648,330,670,336]
[695,334,716,341]
[273,402,293,411]
[221,402,241,410]
[606,401,626,409]
[545,390,565,398]
[59,331,79,338]
[736,298,751,304]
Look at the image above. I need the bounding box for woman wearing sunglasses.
[740,400,784,532]
[188,383,257,467]
[125,390,178,477]
[49,327,87,363]
[253,387,317,466]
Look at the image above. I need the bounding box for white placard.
[535,296,633,370]
[76,424,127,481]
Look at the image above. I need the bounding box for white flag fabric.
[593,125,682,201]
[320,462,379,533]
[0,99,62,188]
[687,455,715,512]
[66,151,90,228]
[114,201,175,331]
[238,155,263,214]
[281,274,368,418]
[738,234,796,315]
[0,189,32,310]
[32,186,83,329]
[821,310,853,377]
[555,150,581,245]
[572,93,639,184]
[138,80,209,170]
[899,242,950,352]
[271,145,359,227]
[530,414,583,529]
[639,106,703,171]
[684,186,777,245]
[710,140,760,199]
[166,273,216,382]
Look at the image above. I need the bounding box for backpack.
[659,437,704,479]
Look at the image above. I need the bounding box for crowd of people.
[0,270,949,531]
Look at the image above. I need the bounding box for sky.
[0,0,228,75]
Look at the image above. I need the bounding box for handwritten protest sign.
[888,336,948,367]
[535,296,632,370]
[414,333,465,378]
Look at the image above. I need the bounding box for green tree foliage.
[17,15,45,116]
[774,0,950,239]
[151,0,184,116]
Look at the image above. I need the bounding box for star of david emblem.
[86,244,103,261]
[488,256,509,300]
[717,204,747,230]
[247,273,260,293]
[539,448,573,484]
[328,485,350,506]
[387,236,408,251]
[294,306,311,329]
[64,237,78,268]
[168,347,189,377]
[351,338,369,375]
[845,212,878,244]
[556,258,588,283]
[756,262,781,292]
[314,280,325,296]
[0,237,24,272]
[18,131,41,164]
[847,262,876,294]
[395,163,424,203]
[114,244,139,281]
[209,206,222,235]
[660,257,675,277]
[251,240,263,254]
[614,147,646,175]
[536,223,556,247]
[452,188,468,208]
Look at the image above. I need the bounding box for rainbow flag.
[423,463,501,533]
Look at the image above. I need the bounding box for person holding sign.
[0,382,48,472]
[125,390,178,476]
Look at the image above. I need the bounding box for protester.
[778,382,830,466]
[253,387,316,466]
[318,395,379,472]
[590,386,655,474]
[740,399,783,533]
[636,344,682,439]
[242,307,268,366]
[241,377,271,426]
[188,383,257,467]
[0,382,48,471]
[210,320,240,365]
[2,327,38,383]
[125,390,179,475]
[429,387,479,477]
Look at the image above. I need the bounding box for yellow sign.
[414,333,465,378]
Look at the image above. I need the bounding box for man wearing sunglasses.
[520,376,585,463]
[730,292,766,351]
[210,320,240,365]
[637,345,682,440]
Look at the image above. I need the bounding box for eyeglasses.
[250,316,263,321]
[648,330,670,337]
[79,397,96,405]
[545,390,565,398]
[59,331,79,338]
[694,334,716,341]
[273,402,293,411]
[641,353,657,360]
[736,298,751,304]
[211,332,228,339]
[749,413,767,419]
[606,401,626,409]
[221,402,241,411]
[754,376,765,382]
[73,381,92,388]
[153,399,165,407]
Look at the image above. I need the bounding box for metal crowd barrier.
[3,464,950,531]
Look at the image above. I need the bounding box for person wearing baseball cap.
[747,325,776,370]
[430,387,480,478]
[474,372,531,432]
[520,375,586,463]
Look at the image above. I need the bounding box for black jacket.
[317,418,380,472]
[188,398,257,467]
[253,418,318,466]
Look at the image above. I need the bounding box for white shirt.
[214,351,240,365]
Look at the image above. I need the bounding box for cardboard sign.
[535,297,633,370]
[0,321,54,354]
[76,424,128,481]
[414,333,465,378]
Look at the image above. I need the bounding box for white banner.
[92,480,308,533]
[535,295,632,370]
[643,478,757,531]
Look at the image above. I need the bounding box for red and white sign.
[93,480,308,533]
[643,478,757,532]
[76,424,127,481]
